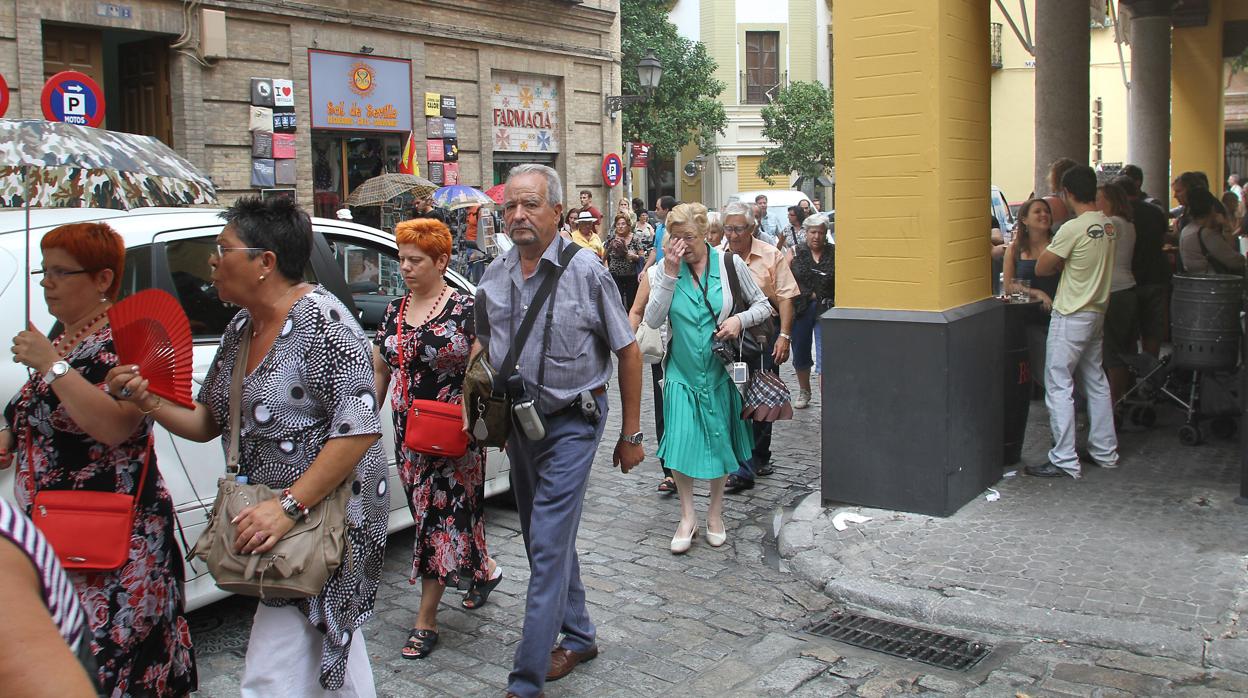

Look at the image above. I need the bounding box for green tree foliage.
[757,81,836,185]
[620,0,727,158]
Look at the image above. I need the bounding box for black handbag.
[722,251,772,364]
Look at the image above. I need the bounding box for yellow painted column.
[832,0,991,311]
[1170,0,1225,204]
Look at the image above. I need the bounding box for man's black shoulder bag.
[464,242,580,448]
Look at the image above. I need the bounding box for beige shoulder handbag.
[188,324,352,599]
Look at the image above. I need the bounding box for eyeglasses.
[31,267,94,281]
[214,244,265,258]
[723,225,751,234]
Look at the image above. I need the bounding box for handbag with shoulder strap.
[30,431,153,571]
[396,294,471,458]
[188,323,351,599]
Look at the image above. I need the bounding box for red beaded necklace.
[53,307,110,358]
[405,284,449,329]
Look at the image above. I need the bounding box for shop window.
[312,134,403,229]
[165,236,318,338]
[745,31,780,105]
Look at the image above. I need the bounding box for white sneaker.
[794,390,811,409]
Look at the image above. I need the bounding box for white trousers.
[240,604,376,698]
[1045,310,1118,474]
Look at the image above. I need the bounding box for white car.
[0,206,511,611]
[730,189,815,235]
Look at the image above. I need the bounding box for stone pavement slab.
[782,392,1248,667]
[185,364,1248,695]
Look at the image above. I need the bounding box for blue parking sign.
[41,71,106,128]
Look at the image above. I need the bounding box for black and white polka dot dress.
[198,286,387,691]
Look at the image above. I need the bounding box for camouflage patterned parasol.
[0,119,217,209]
[0,119,218,323]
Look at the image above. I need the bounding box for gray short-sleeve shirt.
[475,235,636,413]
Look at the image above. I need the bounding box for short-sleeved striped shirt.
[0,497,88,653]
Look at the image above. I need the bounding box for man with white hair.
[474,164,644,696]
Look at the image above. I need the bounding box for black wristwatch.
[618,431,644,445]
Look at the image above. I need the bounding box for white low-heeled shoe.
[670,525,698,554]
[706,525,727,547]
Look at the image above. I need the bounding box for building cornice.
[208,0,620,62]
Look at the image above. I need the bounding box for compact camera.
[710,338,737,365]
[730,361,749,385]
[508,374,547,440]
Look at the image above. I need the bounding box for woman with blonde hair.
[373,218,499,660]
[632,203,770,553]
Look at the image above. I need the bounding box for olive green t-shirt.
[1048,210,1117,315]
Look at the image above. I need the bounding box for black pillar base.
[820,299,1004,517]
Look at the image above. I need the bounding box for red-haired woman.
[372,218,499,660]
[2,223,197,696]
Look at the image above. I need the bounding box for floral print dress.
[4,327,197,698]
[375,290,489,590]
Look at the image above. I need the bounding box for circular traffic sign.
[0,73,9,118]
[602,153,623,188]
[41,71,106,128]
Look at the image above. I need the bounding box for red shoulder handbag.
[30,432,152,571]
[396,295,471,459]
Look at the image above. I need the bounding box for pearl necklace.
[54,308,110,358]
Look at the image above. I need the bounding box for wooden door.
[42,25,104,86]
[745,31,779,104]
[119,38,172,145]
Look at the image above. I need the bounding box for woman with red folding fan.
[371,217,499,660]
[107,197,386,695]
[2,222,198,697]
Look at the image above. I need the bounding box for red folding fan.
[108,289,195,409]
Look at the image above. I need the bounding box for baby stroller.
[1116,274,1242,445]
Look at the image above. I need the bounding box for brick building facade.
[0,0,622,218]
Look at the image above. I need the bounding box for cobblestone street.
[189,368,1248,696]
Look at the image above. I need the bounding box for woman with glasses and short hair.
[4,222,198,696]
[108,196,387,695]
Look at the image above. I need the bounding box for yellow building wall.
[788,0,818,83]
[989,3,1132,203]
[834,0,991,311]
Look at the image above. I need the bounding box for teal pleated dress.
[657,248,754,479]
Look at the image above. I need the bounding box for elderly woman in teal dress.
[634,203,771,554]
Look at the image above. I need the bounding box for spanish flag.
[399,132,420,176]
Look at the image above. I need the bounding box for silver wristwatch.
[43,360,70,385]
[618,431,644,445]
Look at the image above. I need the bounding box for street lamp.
[605,50,663,118]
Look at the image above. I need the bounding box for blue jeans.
[791,301,821,372]
[505,395,607,698]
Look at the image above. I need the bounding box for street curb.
[816,573,1208,664]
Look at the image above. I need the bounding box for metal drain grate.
[806,610,992,671]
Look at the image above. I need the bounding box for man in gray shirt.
[473,164,643,698]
